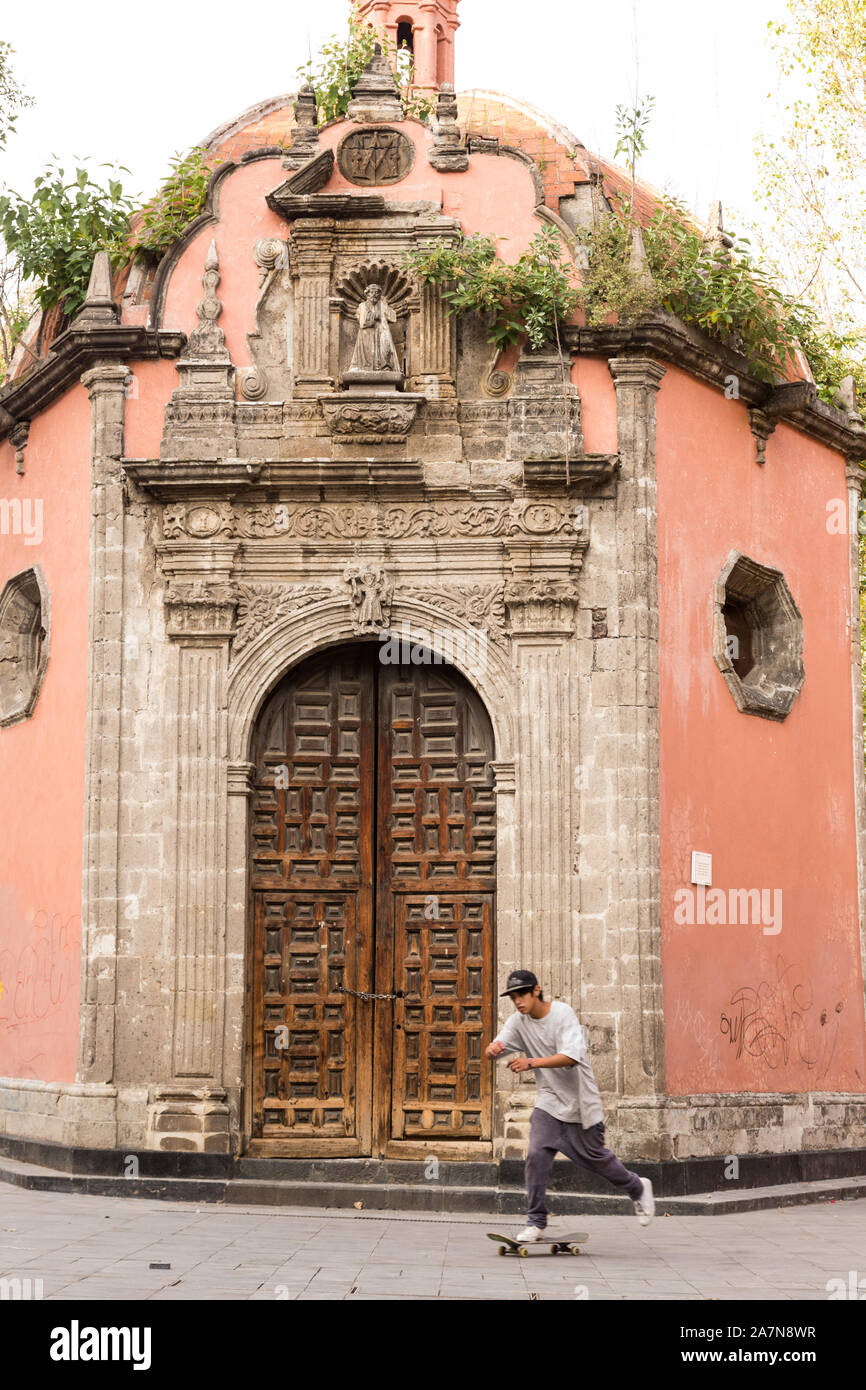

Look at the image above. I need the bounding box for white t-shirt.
[495,1000,604,1128]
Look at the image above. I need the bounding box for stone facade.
[2,23,866,1170]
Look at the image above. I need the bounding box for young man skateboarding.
[486,970,654,1241]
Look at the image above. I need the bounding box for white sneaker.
[634,1177,655,1226]
[516,1225,545,1242]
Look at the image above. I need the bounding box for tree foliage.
[0,41,34,152]
[0,163,135,318]
[753,0,866,341]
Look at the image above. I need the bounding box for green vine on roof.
[403,226,579,352]
[130,145,220,262]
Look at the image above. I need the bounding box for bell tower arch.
[357,0,460,92]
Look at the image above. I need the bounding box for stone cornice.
[568,314,866,460]
[0,326,184,437]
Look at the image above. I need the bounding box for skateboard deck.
[486,1231,590,1256]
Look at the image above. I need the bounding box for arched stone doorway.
[246,642,497,1157]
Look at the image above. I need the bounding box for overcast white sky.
[2,0,793,235]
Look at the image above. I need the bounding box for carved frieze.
[164,581,237,639]
[233,583,334,655]
[162,499,587,542]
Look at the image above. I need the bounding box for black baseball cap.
[500,970,539,996]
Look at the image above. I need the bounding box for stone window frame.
[0,564,51,728]
[713,550,804,722]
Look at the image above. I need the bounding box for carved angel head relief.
[0,566,50,727]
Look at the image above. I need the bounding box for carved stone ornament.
[187,241,229,360]
[429,84,469,173]
[0,565,50,727]
[164,581,237,639]
[233,583,334,655]
[337,127,415,187]
[175,499,587,542]
[242,238,290,401]
[345,43,405,124]
[282,84,320,169]
[164,502,235,540]
[504,576,583,634]
[320,396,420,443]
[344,565,392,632]
[410,583,507,640]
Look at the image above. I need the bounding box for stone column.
[291,220,336,397]
[495,554,583,1154]
[145,576,237,1154]
[408,282,455,396]
[608,356,666,1102]
[846,460,866,1009]
[414,7,439,88]
[78,361,131,1105]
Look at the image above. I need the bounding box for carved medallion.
[337,127,415,187]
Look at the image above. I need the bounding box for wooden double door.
[248,644,496,1156]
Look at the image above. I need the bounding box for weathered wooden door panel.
[249,647,495,1157]
[377,665,495,1152]
[249,649,374,1153]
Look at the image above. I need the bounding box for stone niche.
[0,565,50,727]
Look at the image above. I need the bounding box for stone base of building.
[0,1078,118,1149]
[494,1088,866,1161]
[3,1078,865,1164]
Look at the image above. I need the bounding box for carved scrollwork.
[221,499,586,541]
[409,583,507,640]
[233,583,334,655]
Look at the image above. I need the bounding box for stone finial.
[429,83,468,172]
[346,43,405,123]
[72,251,119,327]
[703,201,734,256]
[628,225,653,289]
[187,240,229,359]
[834,374,863,426]
[282,83,320,169]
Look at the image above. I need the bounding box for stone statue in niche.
[350,285,399,374]
[345,565,391,632]
[342,283,403,390]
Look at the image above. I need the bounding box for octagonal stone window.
[713,551,804,722]
[0,565,50,727]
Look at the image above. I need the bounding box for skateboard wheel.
[550,1244,558,1254]
[570,1245,582,1255]
[518,1246,528,1257]
[498,1246,507,1256]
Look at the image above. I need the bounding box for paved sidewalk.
[0,1183,863,1300]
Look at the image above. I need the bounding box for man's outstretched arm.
[506,1053,576,1073]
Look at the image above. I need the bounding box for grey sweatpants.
[526,1106,644,1227]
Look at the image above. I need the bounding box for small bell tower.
[356,1,460,93]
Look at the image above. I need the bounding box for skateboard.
[486,1231,590,1257]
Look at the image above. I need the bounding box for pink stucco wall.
[0,387,90,1082]
[657,365,866,1096]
